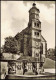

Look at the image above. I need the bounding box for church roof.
[15,27,29,40]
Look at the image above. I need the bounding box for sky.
[1,1,55,49]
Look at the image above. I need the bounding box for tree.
[4,36,19,54]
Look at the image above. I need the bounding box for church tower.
[28,3,41,59]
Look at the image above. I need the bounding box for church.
[7,3,47,75]
[14,3,47,74]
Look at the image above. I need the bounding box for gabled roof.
[15,27,29,40]
[41,35,46,42]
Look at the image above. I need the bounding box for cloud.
[1,1,55,49]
